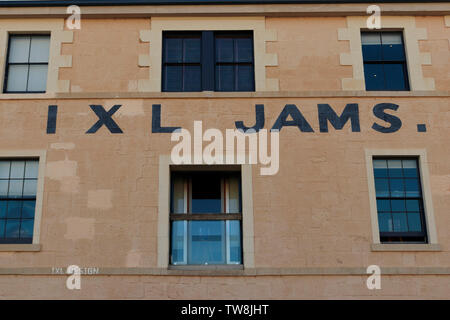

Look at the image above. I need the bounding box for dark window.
[373,158,427,243]
[170,171,242,265]
[4,34,50,93]
[361,32,409,91]
[162,31,254,92]
[0,160,39,244]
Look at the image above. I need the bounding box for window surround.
[338,16,434,91]
[365,149,439,252]
[157,155,255,269]
[136,16,278,92]
[0,150,46,252]
[0,18,73,95]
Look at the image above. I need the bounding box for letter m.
[318,103,360,132]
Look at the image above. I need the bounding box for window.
[3,34,50,93]
[0,160,39,244]
[373,158,427,243]
[170,171,242,265]
[361,32,409,91]
[162,31,254,92]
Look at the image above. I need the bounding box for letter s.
[372,103,402,133]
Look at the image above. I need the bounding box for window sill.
[0,244,41,252]
[371,243,441,252]
[167,264,244,275]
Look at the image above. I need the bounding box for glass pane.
[25,160,39,179]
[402,159,418,178]
[0,161,11,179]
[381,33,403,45]
[29,35,50,63]
[406,199,420,212]
[378,212,392,232]
[164,38,182,63]
[5,219,20,238]
[387,159,403,177]
[191,174,222,213]
[228,176,240,213]
[7,201,22,218]
[215,37,234,62]
[215,65,234,91]
[23,180,37,198]
[364,63,384,91]
[20,219,34,239]
[235,38,253,63]
[8,180,23,198]
[362,33,382,61]
[8,36,30,63]
[189,220,225,264]
[373,159,388,178]
[391,199,406,212]
[376,199,390,212]
[0,201,6,218]
[227,220,241,264]
[374,179,389,197]
[405,179,421,197]
[22,200,36,219]
[0,181,8,198]
[407,212,422,232]
[10,161,25,179]
[392,212,408,232]
[6,64,28,92]
[171,221,186,264]
[389,179,405,197]
[384,63,408,91]
[163,65,182,92]
[183,65,202,92]
[361,32,381,45]
[183,38,201,63]
[0,219,4,238]
[27,64,48,92]
[172,176,185,214]
[381,33,404,61]
[236,65,254,91]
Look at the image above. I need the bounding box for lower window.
[373,158,427,243]
[170,171,242,265]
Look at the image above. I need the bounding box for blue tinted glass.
[236,65,254,91]
[373,159,388,178]
[183,38,201,63]
[402,159,418,178]
[392,212,408,232]
[215,65,234,91]
[389,179,405,197]
[391,199,406,212]
[384,63,408,91]
[189,220,225,264]
[382,44,405,61]
[236,38,253,63]
[387,160,403,178]
[362,44,382,61]
[183,66,202,92]
[191,174,222,213]
[376,199,390,212]
[407,212,422,232]
[406,199,420,212]
[364,63,384,90]
[5,219,20,238]
[215,38,234,62]
[164,66,182,91]
[378,213,392,232]
[0,219,4,237]
[20,219,34,238]
[405,179,421,197]
[22,200,35,219]
[164,38,182,63]
[228,220,241,263]
[6,200,22,218]
[0,201,6,218]
[171,221,186,264]
[375,179,389,197]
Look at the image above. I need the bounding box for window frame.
[3,33,50,94]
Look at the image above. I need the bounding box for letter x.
[86,105,123,134]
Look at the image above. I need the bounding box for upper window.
[162,31,254,92]
[3,34,50,93]
[361,32,409,91]
[170,171,242,265]
[373,158,427,243]
[0,160,39,244]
